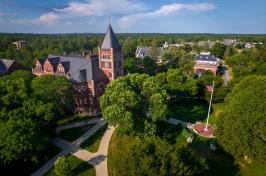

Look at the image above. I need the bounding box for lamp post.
[204,81,215,131]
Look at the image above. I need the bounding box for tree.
[166,69,198,100]
[54,156,72,176]
[100,74,168,134]
[197,71,227,102]
[142,56,157,76]
[0,116,48,163]
[218,76,266,163]
[178,54,195,75]
[183,44,192,53]
[226,47,266,80]
[31,75,74,115]
[0,71,71,164]
[120,136,208,176]
[124,57,142,74]
[211,43,226,59]
[161,50,173,64]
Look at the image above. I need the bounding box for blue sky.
[0,0,265,33]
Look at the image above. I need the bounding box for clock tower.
[99,24,123,81]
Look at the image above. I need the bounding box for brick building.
[32,24,123,113]
[193,52,220,75]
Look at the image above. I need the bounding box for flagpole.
[205,81,214,131]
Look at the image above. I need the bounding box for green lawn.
[168,98,208,123]
[59,124,95,142]
[81,124,108,153]
[191,136,239,176]
[108,128,137,176]
[45,155,95,176]
[240,160,266,176]
[204,103,226,124]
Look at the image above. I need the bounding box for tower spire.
[108,16,111,25]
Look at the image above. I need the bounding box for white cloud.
[36,0,146,24]
[118,3,215,28]
[39,12,60,24]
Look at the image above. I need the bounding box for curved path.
[31,118,115,176]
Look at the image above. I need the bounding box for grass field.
[108,128,137,176]
[45,155,95,176]
[192,136,239,176]
[205,103,226,124]
[168,98,208,123]
[59,124,95,142]
[81,124,108,153]
[240,160,266,176]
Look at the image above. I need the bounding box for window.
[58,67,64,73]
[84,99,87,105]
[79,99,83,105]
[81,86,87,93]
[77,88,81,93]
[108,72,112,78]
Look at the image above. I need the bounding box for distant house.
[0,59,25,75]
[245,42,255,49]
[223,39,237,46]
[163,41,184,48]
[193,52,220,75]
[198,40,217,48]
[135,46,151,58]
[12,40,27,49]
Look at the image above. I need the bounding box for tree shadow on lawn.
[192,137,240,176]
[80,124,108,152]
[88,155,107,165]
[156,121,183,145]
[168,98,210,123]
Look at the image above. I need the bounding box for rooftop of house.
[0,59,15,73]
[39,55,105,83]
[136,46,151,56]
[196,54,218,62]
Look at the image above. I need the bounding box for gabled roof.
[46,55,106,83]
[47,57,60,70]
[135,46,151,57]
[0,59,15,73]
[196,54,218,62]
[101,24,120,49]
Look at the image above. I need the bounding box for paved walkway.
[223,65,232,85]
[73,126,116,176]
[167,118,188,127]
[31,118,115,176]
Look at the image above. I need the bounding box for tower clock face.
[104,62,110,68]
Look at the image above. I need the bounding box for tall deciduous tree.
[100,74,168,134]
[218,76,266,163]
[211,43,226,59]
[31,75,74,115]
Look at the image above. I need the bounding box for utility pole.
[204,81,215,131]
